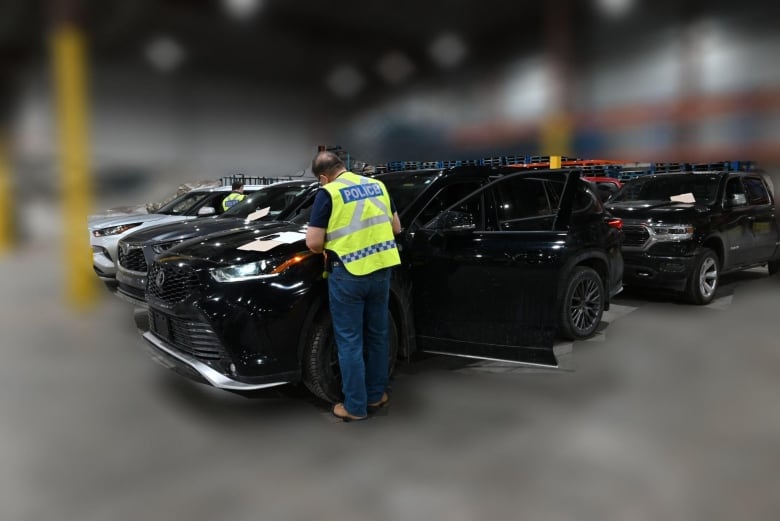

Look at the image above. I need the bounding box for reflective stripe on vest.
[323,172,400,276]
[325,175,391,241]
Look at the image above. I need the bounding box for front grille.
[148,309,225,361]
[147,262,199,304]
[118,246,148,273]
[623,225,650,248]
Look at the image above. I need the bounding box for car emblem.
[155,270,165,288]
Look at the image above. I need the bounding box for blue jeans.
[328,263,391,417]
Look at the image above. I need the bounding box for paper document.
[670,193,695,203]
[237,231,306,252]
[246,207,271,222]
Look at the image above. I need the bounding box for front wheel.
[558,266,605,340]
[302,309,398,403]
[686,248,719,305]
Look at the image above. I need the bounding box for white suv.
[89,185,264,284]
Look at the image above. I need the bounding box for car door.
[742,176,778,262]
[721,177,754,267]
[408,171,573,367]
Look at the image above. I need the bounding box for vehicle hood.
[606,200,706,221]
[162,221,308,268]
[88,212,172,231]
[122,216,248,244]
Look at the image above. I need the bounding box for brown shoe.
[368,392,389,411]
[332,403,367,422]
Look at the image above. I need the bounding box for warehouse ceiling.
[0,0,774,101]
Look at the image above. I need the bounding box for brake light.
[606,218,623,230]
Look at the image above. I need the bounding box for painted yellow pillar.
[51,24,97,307]
[0,135,13,252]
[541,113,572,166]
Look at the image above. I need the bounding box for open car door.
[407,170,579,367]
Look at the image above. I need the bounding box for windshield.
[612,175,720,205]
[286,171,440,225]
[221,183,310,220]
[157,191,212,215]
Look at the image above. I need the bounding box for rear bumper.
[622,253,696,291]
[142,331,292,391]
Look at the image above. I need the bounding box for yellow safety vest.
[323,172,401,276]
[222,192,245,211]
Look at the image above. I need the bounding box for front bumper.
[93,250,117,278]
[142,331,292,391]
[116,267,147,304]
[622,252,696,291]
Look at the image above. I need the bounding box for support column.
[51,0,97,306]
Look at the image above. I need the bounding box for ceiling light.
[595,0,634,18]
[429,33,467,69]
[145,36,185,73]
[221,0,265,21]
[326,65,365,99]
[376,51,415,85]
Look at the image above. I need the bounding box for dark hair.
[312,151,345,176]
[232,181,244,190]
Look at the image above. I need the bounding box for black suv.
[607,171,780,304]
[141,167,623,402]
[115,180,316,304]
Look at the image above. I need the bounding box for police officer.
[305,151,402,421]
[222,180,245,211]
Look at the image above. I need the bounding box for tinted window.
[379,171,441,211]
[493,177,560,230]
[613,175,719,205]
[157,191,212,215]
[743,177,770,205]
[416,181,482,227]
[221,184,309,220]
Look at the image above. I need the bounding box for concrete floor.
[2,243,780,521]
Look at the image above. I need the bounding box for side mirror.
[198,206,216,216]
[434,210,476,231]
[726,193,747,207]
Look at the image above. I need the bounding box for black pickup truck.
[607,170,780,304]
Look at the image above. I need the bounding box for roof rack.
[372,155,584,173]
[371,155,757,181]
[220,174,300,186]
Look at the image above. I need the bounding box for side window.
[725,178,744,197]
[416,181,482,227]
[492,177,557,231]
[743,177,770,205]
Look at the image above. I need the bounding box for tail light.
[606,218,623,230]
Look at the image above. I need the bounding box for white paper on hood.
[237,231,306,252]
[670,193,695,203]
[246,207,271,222]
[272,231,307,244]
[238,239,281,252]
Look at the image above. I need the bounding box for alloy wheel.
[569,277,602,334]
[699,257,718,299]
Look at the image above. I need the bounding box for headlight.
[210,252,313,283]
[649,223,694,241]
[92,222,143,237]
[152,241,180,254]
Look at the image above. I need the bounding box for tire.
[768,260,780,276]
[558,266,605,340]
[686,248,719,305]
[302,309,398,403]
